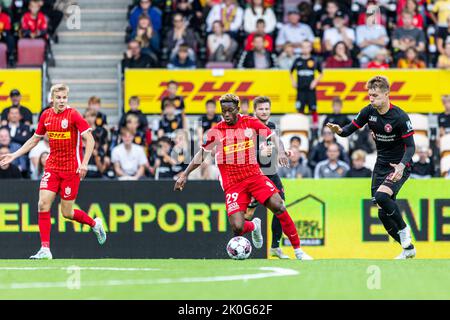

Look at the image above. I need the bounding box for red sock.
[239,220,255,235]
[38,211,51,248]
[276,211,300,249]
[72,209,96,227]
[312,111,319,128]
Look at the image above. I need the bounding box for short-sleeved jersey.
[290,55,322,90]
[201,114,273,190]
[351,103,414,166]
[159,114,183,135]
[35,107,91,173]
[199,114,222,132]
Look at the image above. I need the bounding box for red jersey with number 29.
[201,114,273,190]
[35,107,91,173]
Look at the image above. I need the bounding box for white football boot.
[398,225,412,249]
[251,218,263,249]
[395,247,416,260]
[294,248,313,260]
[270,247,290,259]
[92,217,107,245]
[30,247,52,260]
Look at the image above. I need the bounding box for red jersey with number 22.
[35,107,91,173]
[201,114,273,190]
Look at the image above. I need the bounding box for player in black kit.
[245,96,312,259]
[290,41,323,132]
[327,76,416,259]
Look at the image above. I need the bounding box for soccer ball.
[226,236,252,260]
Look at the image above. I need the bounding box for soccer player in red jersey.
[174,93,312,260]
[0,84,106,259]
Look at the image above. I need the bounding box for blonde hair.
[50,84,69,97]
[219,93,240,106]
[366,76,390,93]
[351,149,367,161]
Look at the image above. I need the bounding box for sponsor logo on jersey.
[61,119,68,129]
[369,115,377,122]
[48,131,71,140]
[384,123,392,133]
[223,140,254,154]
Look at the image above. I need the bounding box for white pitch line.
[0,267,160,271]
[0,267,299,290]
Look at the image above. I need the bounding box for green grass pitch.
[0,259,448,300]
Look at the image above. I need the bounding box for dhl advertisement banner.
[125,69,450,114]
[267,179,450,259]
[0,69,42,114]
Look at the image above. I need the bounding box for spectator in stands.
[396,0,424,29]
[131,14,159,56]
[322,97,350,128]
[367,47,390,69]
[84,109,109,153]
[124,113,147,147]
[355,1,389,27]
[206,0,244,38]
[129,0,162,35]
[411,146,435,179]
[238,33,275,69]
[348,125,376,155]
[392,10,426,61]
[437,41,450,69]
[1,89,33,126]
[86,96,108,128]
[164,13,197,60]
[244,19,273,52]
[278,146,312,179]
[29,134,49,180]
[35,151,49,180]
[0,146,22,179]
[1,106,32,146]
[276,42,297,69]
[154,136,177,179]
[170,129,190,178]
[316,0,345,33]
[21,0,48,39]
[111,128,148,180]
[397,47,426,68]
[243,0,276,35]
[355,8,389,66]
[85,139,110,179]
[158,100,184,139]
[207,20,237,62]
[436,15,450,56]
[120,96,149,132]
[289,135,301,150]
[308,126,349,170]
[161,80,185,115]
[324,41,353,68]
[167,43,196,69]
[430,0,450,35]
[322,10,355,57]
[346,149,372,178]
[314,143,350,179]
[240,99,250,115]
[197,99,221,147]
[173,0,200,29]
[0,5,15,66]
[122,40,157,71]
[0,127,26,174]
[297,1,315,31]
[276,9,314,54]
[39,0,63,42]
[438,94,450,137]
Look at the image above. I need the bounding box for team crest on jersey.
[65,186,71,196]
[307,59,315,68]
[244,128,253,138]
[384,123,393,133]
[61,119,68,129]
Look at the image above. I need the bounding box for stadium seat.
[205,62,234,69]
[440,134,450,158]
[280,114,310,140]
[0,43,7,68]
[409,113,429,136]
[440,155,450,176]
[414,133,430,149]
[335,134,349,153]
[17,39,46,67]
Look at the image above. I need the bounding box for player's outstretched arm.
[0,134,41,166]
[174,148,207,191]
[326,122,359,137]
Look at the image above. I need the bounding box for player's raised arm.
[0,134,41,167]
[327,106,370,137]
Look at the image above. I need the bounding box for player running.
[327,76,416,259]
[0,84,106,259]
[244,96,290,259]
[174,93,312,260]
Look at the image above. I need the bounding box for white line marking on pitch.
[0,267,299,290]
[0,267,160,271]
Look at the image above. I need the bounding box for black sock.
[378,209,401,244]
[271,215,283,248]
[374,192,407,230]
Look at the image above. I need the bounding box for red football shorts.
[224,174,279,216]
[39,169,81,201]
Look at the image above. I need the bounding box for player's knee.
[374,192,390,206]
[38,199,51,212]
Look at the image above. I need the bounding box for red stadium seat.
[0,43,7,68]
[17,39,46,67]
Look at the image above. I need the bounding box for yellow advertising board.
[125,69,450,114]
[267,179,450,259]
[0,69,42,114]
